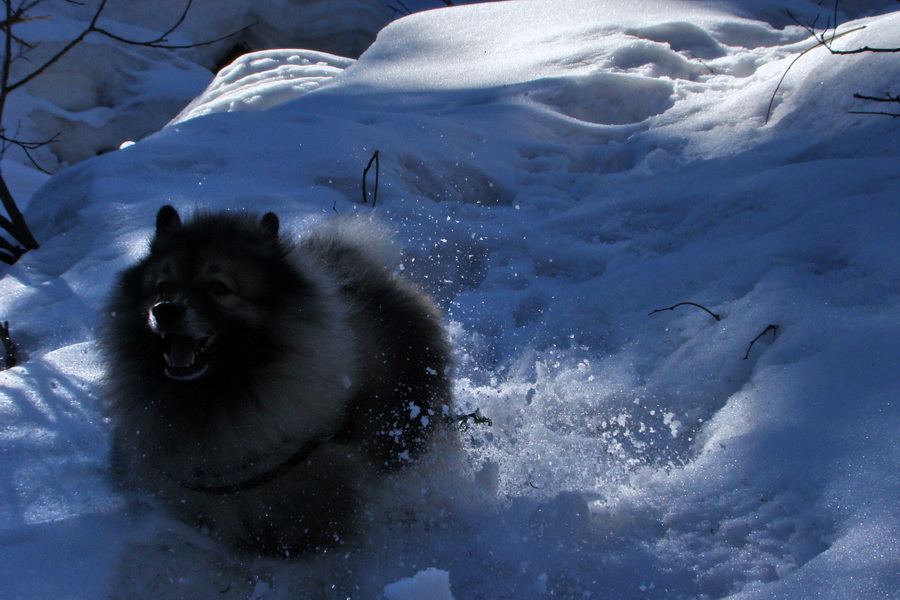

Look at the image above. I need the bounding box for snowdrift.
[1,0,898,598]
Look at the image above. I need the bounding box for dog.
[100,205,452,556]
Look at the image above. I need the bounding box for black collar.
[173,437,324,495]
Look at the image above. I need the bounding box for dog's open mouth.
[162,333,218,381]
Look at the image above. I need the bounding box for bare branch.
[0,234,25,264]
[787,2,899,55]
[768,1,899,124]
[847,110,900,118]
[825,45,900,55]
[850,92,900,117]
[92,19,256,51]
[0,10,50,30]
[649,301,721,321]
[1,320,17,368]
[765,25,866,124]
[0,177,38,251]
[362,150,380,207]
[0,0,255,264]
[0,130,60,149]
[6,0,254,93]
[743,324,778,360]
[854,92,900,103]
[387,3,411,17]
[3,0,107,94]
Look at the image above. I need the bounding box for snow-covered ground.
[2,0,899,598]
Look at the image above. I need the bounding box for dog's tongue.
[166,336,198,368]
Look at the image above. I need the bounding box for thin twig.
[853,92,900,103]
[6,0,253,93]
[649,302,721,321]
[362,150,380,207]
[765,25,866,124]
[93,21,256,51]
[820,44,900,55]
[743,324,778,360]
[387,0,412,16]
[0,0,254,265]
[0,130,60,174]
[685,51,715,74]
[1,320,17,369]
[847,110,900,118]
[852,91,900,116]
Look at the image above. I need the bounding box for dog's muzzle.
[149,301,218,381]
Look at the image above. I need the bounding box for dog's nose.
[150,301,186,329]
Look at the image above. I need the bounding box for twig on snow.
[743,324,778,360]
[765,25,866,124]
[361,150,380,207]
[648,302,721,321]
[1,320,17,369]
[849,92,900,118]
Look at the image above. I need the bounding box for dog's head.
[123,205,310,382]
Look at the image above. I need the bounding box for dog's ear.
[260,212,279,240]
[156,205,182,236]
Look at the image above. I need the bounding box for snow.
[383,568,455,600]
[2,0,899,598]
[171,50,354,123]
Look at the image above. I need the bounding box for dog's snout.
[151,301,186,329]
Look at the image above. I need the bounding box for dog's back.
[300,217,452,469]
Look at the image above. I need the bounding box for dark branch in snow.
[1,320,16,369]
[850,92,900,118]
[0,0,254,265]
[764,25,866,125]
[743,324,778,360]
[0,168,38,260]
[0,233,25,264]
[648,302,721,321]
[792,4,900,56]
[91,0,256,51]
[853,92,900,103]
[0,130,60,174]
[387,1,413,17]
[362,150,380,207]
[847,109,900,118]
[768,0,899,124]
[685,51,715,74]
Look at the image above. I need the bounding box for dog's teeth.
[165,364,209,381]
[166,336,199,368]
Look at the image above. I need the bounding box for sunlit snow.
[1,0,898,599]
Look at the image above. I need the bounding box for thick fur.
[101,206,451,556]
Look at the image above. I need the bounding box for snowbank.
[1,0,898,598]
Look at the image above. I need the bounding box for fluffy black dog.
[101,206,451,555]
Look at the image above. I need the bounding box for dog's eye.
[207,280,231,296]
